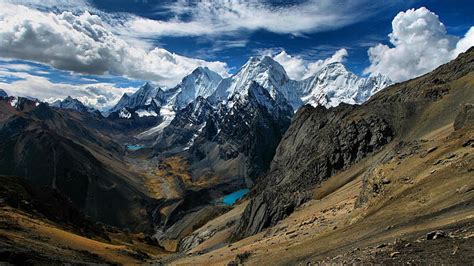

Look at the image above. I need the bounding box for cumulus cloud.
[0,70,135,110]
[0,3,228,87]
[365,7,474,82]
[454,27,474,56]
[124,0,391,38]
[272,49,348,80]
[272,51,308,80]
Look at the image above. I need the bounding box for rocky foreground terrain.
[0,48,473,264]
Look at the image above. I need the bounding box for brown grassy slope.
[171,107,473,266]
[0,175,168,264]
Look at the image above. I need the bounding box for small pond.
[126,144,144,151]
[223,188,249,206]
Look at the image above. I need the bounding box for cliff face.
[236,104,394,237]
[236,47,474,238]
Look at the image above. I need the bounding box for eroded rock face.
[237,189,309,237]
[154,205,229,252]
[235,104,394,238]
[454,103,474,130]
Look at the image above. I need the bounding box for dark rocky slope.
[0,99,155,230]
[236,47,474,238]
[0,175,109,240]
[189,82,293,185]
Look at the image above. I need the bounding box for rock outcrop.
[236,104,393,237]
[454,103,474,130]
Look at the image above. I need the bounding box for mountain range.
[0,48,473,264]
[106,56,391,126]
[44,56,391,188]
[104,56,391,186]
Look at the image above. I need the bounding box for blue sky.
[0,0,473,110]
[87,0,474,74]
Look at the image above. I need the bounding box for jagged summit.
[210,56,290,105]
[173,66,222,109]
[109,82,164,115]
[208,55,392,111]
[108,54,391,122]
[0,89,7,98]
[51,96,97,113]
[300,61,392,107]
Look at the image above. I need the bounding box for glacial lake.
[126,144,144,151]
[223,189,249,205]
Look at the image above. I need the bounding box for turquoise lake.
[126,144,144,151]
[223,189,249,205]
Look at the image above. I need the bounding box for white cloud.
[272,49,348,80]
[272,51,308,80]
[454,27,474,56]
[124,0,389,38]
[0,62,35,72]
[0,70,135,110]
[0,3,229,87]
[365,7,474,82]
[305,48,348,78]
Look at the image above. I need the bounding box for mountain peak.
[141,82,155,91]
[51,96,96,113]
[192,66,206,74]
[173,66,223,110]
[241,55,287,74]
[188,66,221,80]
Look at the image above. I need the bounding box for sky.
[0,0,473,110]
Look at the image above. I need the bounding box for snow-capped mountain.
[155,80,293,186]
[109,82,165,115]
[299,62,392,107]
[50,96,98,113]
[108,55,391,146]
[116,68,222,138]
[147,55,392,184]
[209,56,391,112]
[108,68,222,122]
[0,89,7,98]
[210,56,298,109]
[173,67,222,109]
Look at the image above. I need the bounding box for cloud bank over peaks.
[0,3,229,87]
[272,48,349,80]
[364,7,474,82]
